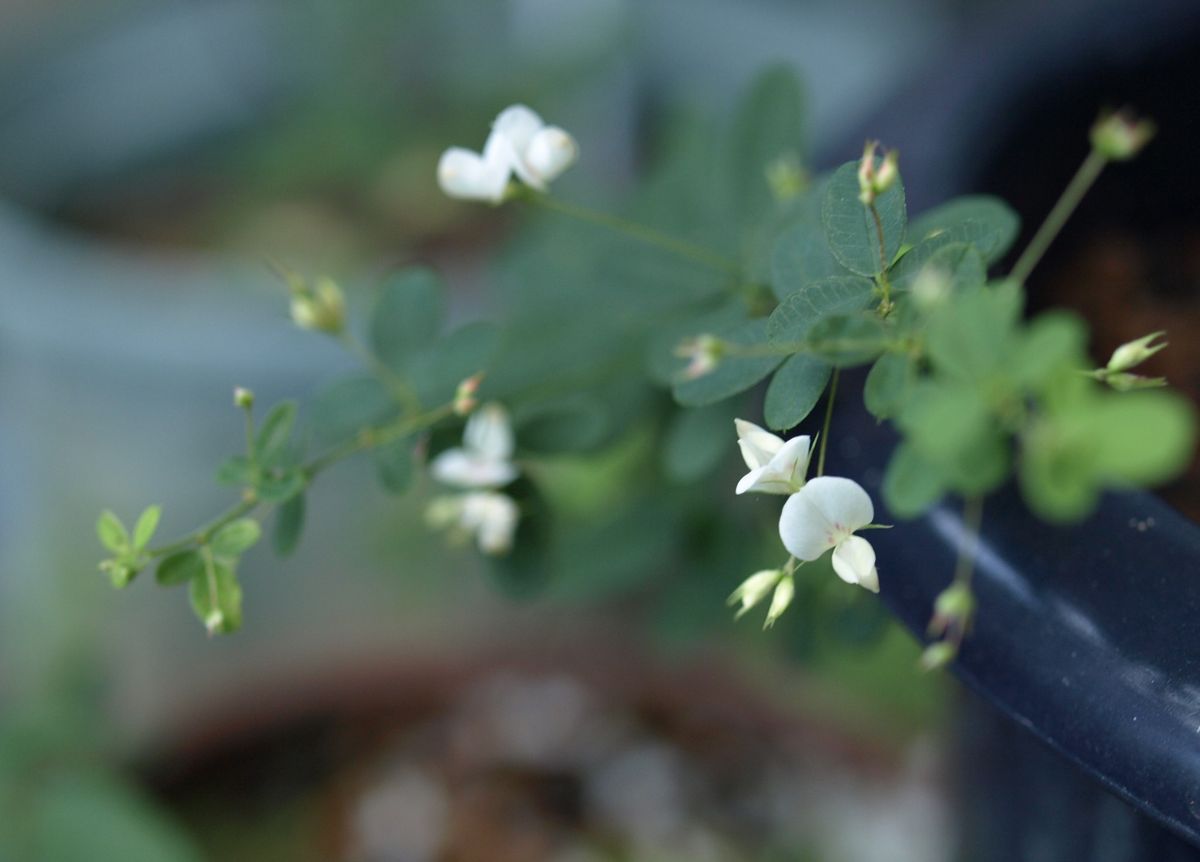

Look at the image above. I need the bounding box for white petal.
[524,126,577,183]
[735,465,771,495]
[765,435,811,485]
[461,492,519,555]
[734,419,783,470]
[464,403,514,462]
[437,147,509,203]
[832,535,879,592]
[800,476,874,535]
[778,488,837,561]
[429,449,518,489]
[493,104,545,152]
[764,576,795,627]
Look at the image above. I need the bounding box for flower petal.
[429,449,518,489]
[524,126,577,183]
[493,104,547,187]
[831,535,879,593]
[464,404,514,461]
[735,465,771,495]
[800,476,874,535]
[437,147,509,203]
[778,487,837,561]
[461,492,519,555]
[766,435,811,485]
[734,418,783,470]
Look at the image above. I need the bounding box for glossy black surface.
[832,377,1200,848]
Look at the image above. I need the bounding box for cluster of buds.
[857,140,899,206]
[1090,331,1168,391]
[728,567,795,628]
[674,334,724,381]
[1090,109,1156,162]
[288,275,346,335]
[920,580,975,671]
[453,373,484,417]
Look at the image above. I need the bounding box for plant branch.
[1009,149,1107,286]
[816,369,840,477]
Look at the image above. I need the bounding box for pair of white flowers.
[731,419,881,625]
[438,105,578,204]
[427,404,520,555]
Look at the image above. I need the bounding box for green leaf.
[907,195,1020,264]
[95,510,128,553]
[273,493,306,558]
[926,283,1024,381]
[514,395,613,454]
[311,375,395,446]
[805,313,888,367]
[764,355,832,430]
[672,319,783,407]
[1090,392,1195,486]
[32,769,202,862]
[132,505,161,550]
[256,471,305,504]
[663,402,737,482]
[647,300,748,386]
[864,353,916,420]
[821,160,906,276]
[209,519,261,557]
[890,239,986,294]
[370,267,446,370]
[215,455,256,486]
[1009,311,1088,391]
[727,65,805,223]
[770,220,848,300]
[373,438,414,494]
[155,551,204,587]
[896,381,1011,494]
[255,401,297,467]
[409,321,501,405]
[189,558,242,634]
[882,442,946,518]
[766,275,875,343]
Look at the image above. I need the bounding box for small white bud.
[727,568,783,619]
[674,334,723,381]
[233,387,255,409]
[1106,331,1166,373]
[763,575,796,629]
[1090,109,1155,161]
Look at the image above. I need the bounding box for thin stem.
[200,545,220,626]
[523,192,741,276]
[1009,149,1107,285]
[339,331,424,416]
[148,498,258,558]
[816,369,840,477]
[953,495,985,587]
[242,406,257,462]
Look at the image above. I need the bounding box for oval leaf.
[821,160,906,276]
[256,401,297,467]
[907,195,1019,264]
[370,267,446,370]
[672,319,782,407]
[155,550,204,587]
[273,493,306,558]
[209,519,261,558]
[766,275,875,344]
[764,354,832,431]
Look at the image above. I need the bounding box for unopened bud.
[675,334,724,381]
[1101,371,1167,392]
[728,568,783,619]
[912,267,952,310]
[928,581,975,638]
[764,574,795,629]
[766,153,807,202]
[1107,331,1166,373]
[1090,109,1155,161]
[233,387,255,409]
[920,640,958,672]
[454,374,484,416]
[857,140,900,205]
[290,276,346,334]
[204,609,225,636]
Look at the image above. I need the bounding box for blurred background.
[1,0,1198,859]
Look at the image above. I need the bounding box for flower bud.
[1090,109,1155,161]
[290,276,346,334]
[204,609,225,637]
[919,640,958,672]
[1101,371,1167,392]
[233,387,255,409]
[727,568,783,619]
[674,334,724,381]
[1106,331,1166,373]
[766,153,807,202]
[857,141,900,205]
[911,267,952,311]
[764,575,796,629]
[524,127,578,185]
[927,581,975,638]
[454,374,484,417]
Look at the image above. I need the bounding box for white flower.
[430,403,519,489]
[427,491,519,555]
[734,419,811,496]
[778,476,879,592]
[492,104,578,189]
[437,104,577,203]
